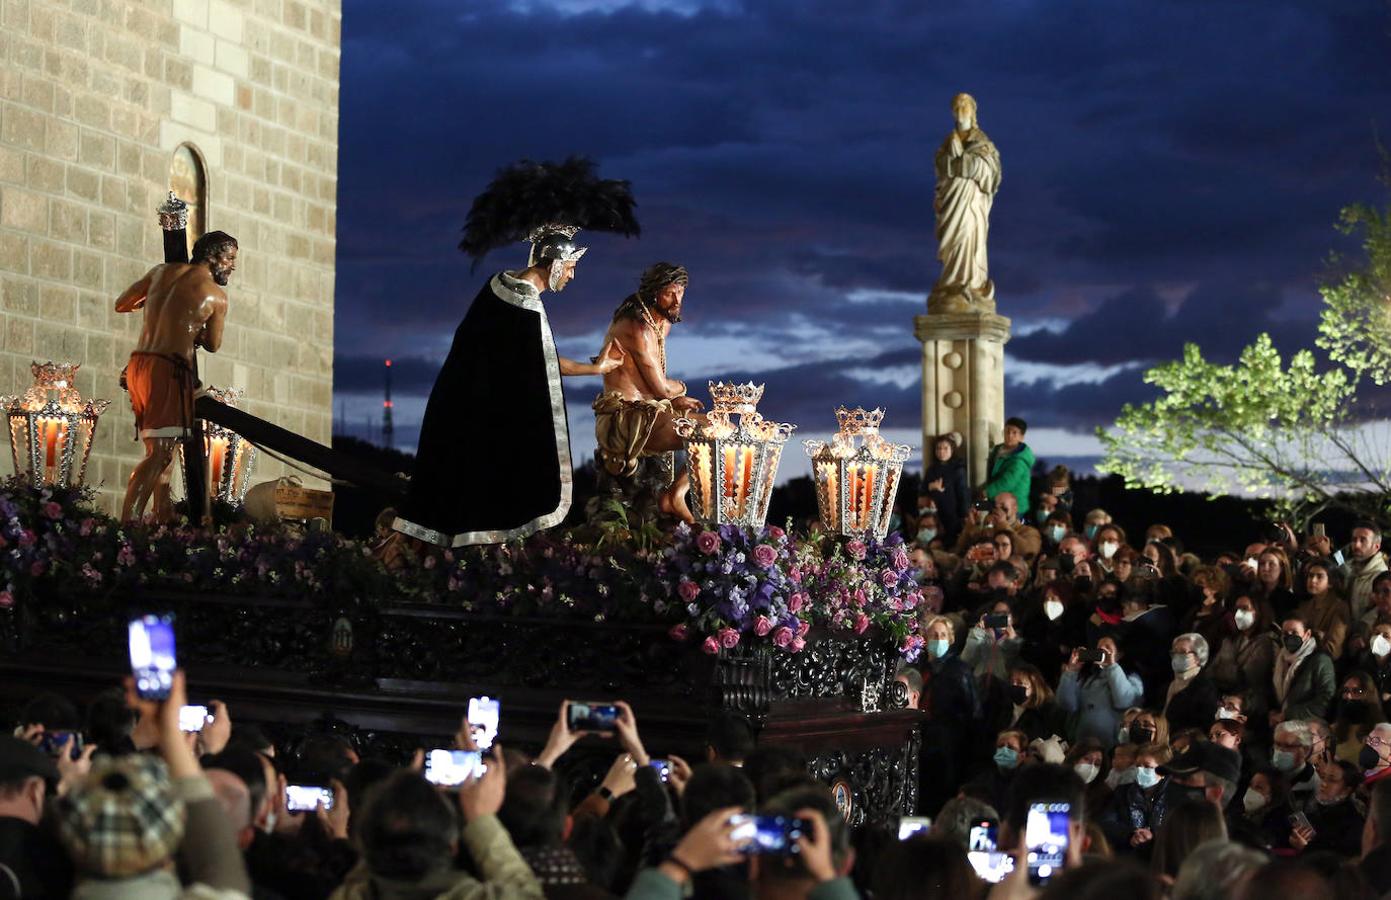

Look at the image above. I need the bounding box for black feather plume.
[459,157,640,266]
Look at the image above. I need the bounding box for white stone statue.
[929,93,1002,314]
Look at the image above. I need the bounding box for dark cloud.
[332,0,1391,449]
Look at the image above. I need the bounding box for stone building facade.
[0,0,340,511]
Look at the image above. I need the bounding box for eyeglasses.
[1344,687,1367,697]
[1273,741,1304,751]
[1368,736,1391,749]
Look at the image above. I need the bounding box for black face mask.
[1008,684,1029,706]
[1361,744,1384,771]
[1131,726,1156,745]
[1283,633,1305,654]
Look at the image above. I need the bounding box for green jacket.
[984,442,1035,516]
[625,869,859,900]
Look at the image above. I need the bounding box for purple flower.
[697,531,721,555]
[678,579,700,602]
[846,540,867,561]
[701,636,721,655]
[754,615,773,636]
[773,626,794,648]
[752,544,777,568]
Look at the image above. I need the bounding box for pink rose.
[696,531,721,555]
[718,627,741,649]
[753,544,777,568]
[678,579,700,602]
[893,549,910,571]
[790,637,806,652]
[768,525,786,540]
[754,615,773,636]
[846,540,867,561]
[852,588,867,608]
[18,531,35,548]
[788,592,806,613]
[669,624,690,641]
[29,561,45,577]
[773,626,794,648]
[42,501,62,520]
[0,591,12,609]
[797,619,811,637]
[854,613,870,634]
[881,569,899,589]
[905,590,924,610]
[788,567,802,584]
[79,518,95,537]
[702,636,721,655]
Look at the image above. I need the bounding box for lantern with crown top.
[674,382,795,528]
[804,407,912,539]
[182,387,257,506]
[2,361,110,488]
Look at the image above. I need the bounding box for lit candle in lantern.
[805,407,911,539]
[208,435,229,495]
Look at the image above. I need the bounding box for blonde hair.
[921,614,956,643]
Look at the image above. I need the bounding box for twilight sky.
[331,0,1391,480]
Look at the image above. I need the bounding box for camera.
[974,498,994,513]
[1076,648,1107,664]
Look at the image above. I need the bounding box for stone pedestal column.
[913,312,1011,490]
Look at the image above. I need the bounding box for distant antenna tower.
[382,358,394,450]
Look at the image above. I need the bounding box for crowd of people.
[5,415,1391,898]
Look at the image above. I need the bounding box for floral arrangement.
[0,478,920,658]
[652,522,812,654]
[797,532,925,661]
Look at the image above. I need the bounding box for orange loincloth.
[125,352,194,440]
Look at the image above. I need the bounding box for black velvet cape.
[392,273,571,546]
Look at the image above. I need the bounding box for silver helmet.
[527,224,587,291]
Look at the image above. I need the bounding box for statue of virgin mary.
[929,93,1002,314]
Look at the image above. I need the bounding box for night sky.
[330,0,1391,480]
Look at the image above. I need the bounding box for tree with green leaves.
[1098,200,1391,528]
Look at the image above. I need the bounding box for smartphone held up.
[129,613,177,700]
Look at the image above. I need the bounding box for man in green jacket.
[983,417,1035,519]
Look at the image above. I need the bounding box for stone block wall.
[0,0,340,512]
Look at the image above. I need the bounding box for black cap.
[1160,742,1241,783]
[0,735,59,784]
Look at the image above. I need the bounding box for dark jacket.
[1100,779,1202,851]
[988,698,1071,744]
[1279,650,1336,722]
[0,815,72,899]
[1210,629,1278,718]
[1119,606,1179,707]
[925,652,981,726]
[923,458,969,541]
[1164,670,1222,734]
[1303,797,1365,856]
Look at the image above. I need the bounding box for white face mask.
[1217,707,1241,720]
[1074,762,1100,785]
[262,810,278,834]
[1099,541,1119,560]
[1242,789,1268,814]
[1105,766,1137,790]
[1374,635,1391,659]
[1234,609,1255,631]
[1044,599,1064,622]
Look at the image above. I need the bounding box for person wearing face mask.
[1180,566,1231,650]
[1019,579,1085,686]
[1357,620,1391,707]
[962,599,1022,684]
[921,435,968,543]
[1333,674,1386,765]
[1127,712,1169,752]
[1099,743,1183,857]
[1163,633,1221,734]
[1058,637,1144,749]
[966,729,1029,813]
[1228,768,1291,850]
[1294,559,1350,661]
[1040,513,1072,551]
[1289,759,1364,856]
[1270,720,1321,814]
[1271,617,1336,728]
[912,510,943,550]
[988,663,1069,744]
[1093,525,1127,575]
[1360,723,1391,794]
[1082,509,1112,543]
[917,614,981,815]
[1208,595,1278,724]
